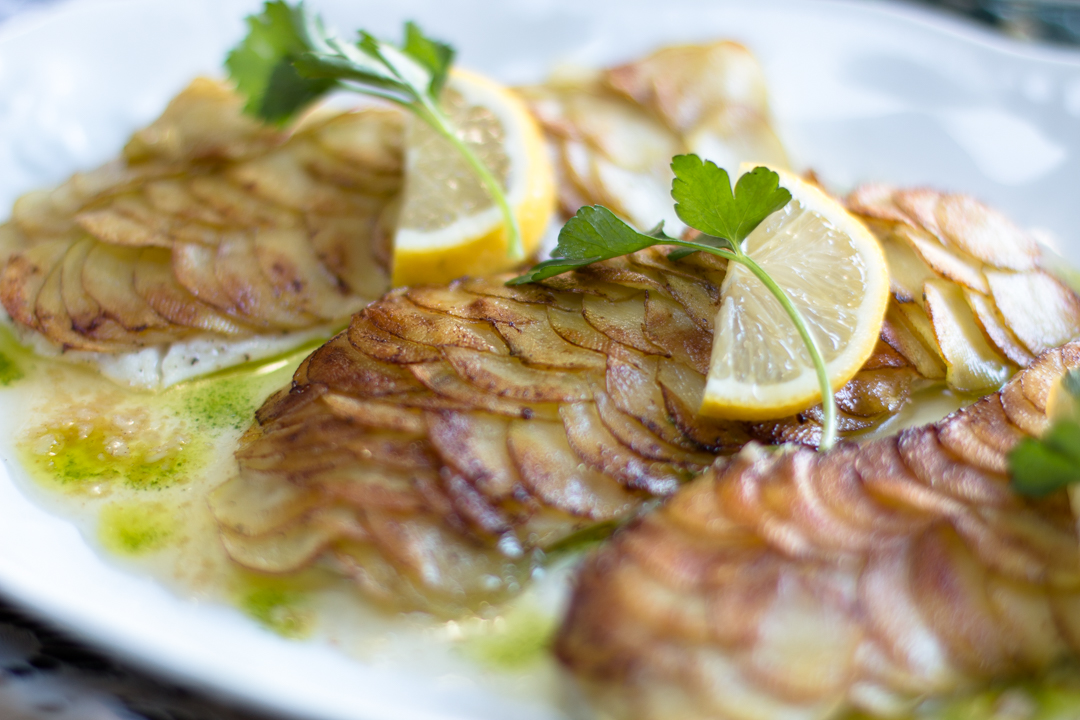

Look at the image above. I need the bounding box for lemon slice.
[700,165,890,420]
[391,69,556,287]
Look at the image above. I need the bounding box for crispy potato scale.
[556,342,1080,720]
[0,78,401,352]
[213,250,922,615]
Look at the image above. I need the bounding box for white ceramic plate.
[0,1,1079,719]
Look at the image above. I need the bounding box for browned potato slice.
[296,333,421,398]
[0,237,72,329]
[560,402,687,496]
[252,226,360,321]
[663,273,720,332]
[123,77,281,163]
[687,108,790,171]
[605,40,770,135]
[312,110,404,177]
[171,241,241,314]
[228,148,372,217]
[219,505,364,575]
[34,256,119,352]
[188,175,295,229]
[408,361,557,419]
[895,224,989,294]
[209,470,326,536]
[986,269,1080,356]
[963,289,1035,367]
[879,303,947,380]
[11,189,77,237]
[76,201,172,248]
[366,294,508,354]
[644,293,712,375]
[307,213,389,299]
[215,234,318,329]
[935,194,1039,271]
[897,301,946,362]
[594,389,710,465]
[143,179,227,226]
[592,156,677,231]
[880,234,938,306]
[347,315,440,364]
[607,354,704,451]
[846,184,912,226]
[0,223,27,266]
[133,247,250,336]
[583,291,668,355]
[548,302,633,359]
[320,395,426,434]
[442,346,596,403]
[507,419,640,520]
[656,357,752,453]
[81,242,172,333]
[561,91,680,173]
[426,411,522,500]
[924,279,1012,393]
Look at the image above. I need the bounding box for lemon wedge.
[391,69,556,287]
[700,166,889,420]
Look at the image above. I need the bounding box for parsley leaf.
[225,1,336,123]
[1010,369,1080,496]
[507,206,670,285]
[671,155,791,247]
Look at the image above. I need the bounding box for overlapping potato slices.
[848,185,1080,394]
[556,341,1080,720]
[210,249,923,615]
[518,41,789,232]
[0,78,401,387]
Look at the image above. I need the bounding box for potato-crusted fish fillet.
[211,249,922,615]
[556,342,1080,720]
[0,78,401,388]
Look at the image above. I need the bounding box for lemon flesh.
[701,168,890,421]
[392,70,555,287]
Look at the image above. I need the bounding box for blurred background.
[910,0,1080,44]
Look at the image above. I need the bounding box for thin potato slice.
[220,506,364,575]
[0,238,72,329]
[895,224,989,295]
[81,242,170,333]
[924,279,1012,394]
[986,269,1080,356]
[935,194,1039,271]
[252,226,359,321]
[442,346,595,403]
[963,289,1035,367]
[209,470,326,536]
[507,419,640,520]
[134,247,249,336]
[880,302,947,380]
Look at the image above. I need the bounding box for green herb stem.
[669,241,837,451]
[733,253,836,450]
[415,100,523,260]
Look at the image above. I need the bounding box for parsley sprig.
[1009,369,1080,496]
[511,155,840,450]
[226,1,522,259]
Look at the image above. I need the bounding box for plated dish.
[1,2,1080,720]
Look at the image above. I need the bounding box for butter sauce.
[2,325,1074,720]
[0,331,571,712]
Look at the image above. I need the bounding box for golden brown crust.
[555,343,1080,720]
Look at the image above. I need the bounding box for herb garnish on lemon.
[228,1,554,285]
[513,157,890,450]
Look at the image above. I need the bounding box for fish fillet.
[555,341,1080,720]
[211,249,922,615]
